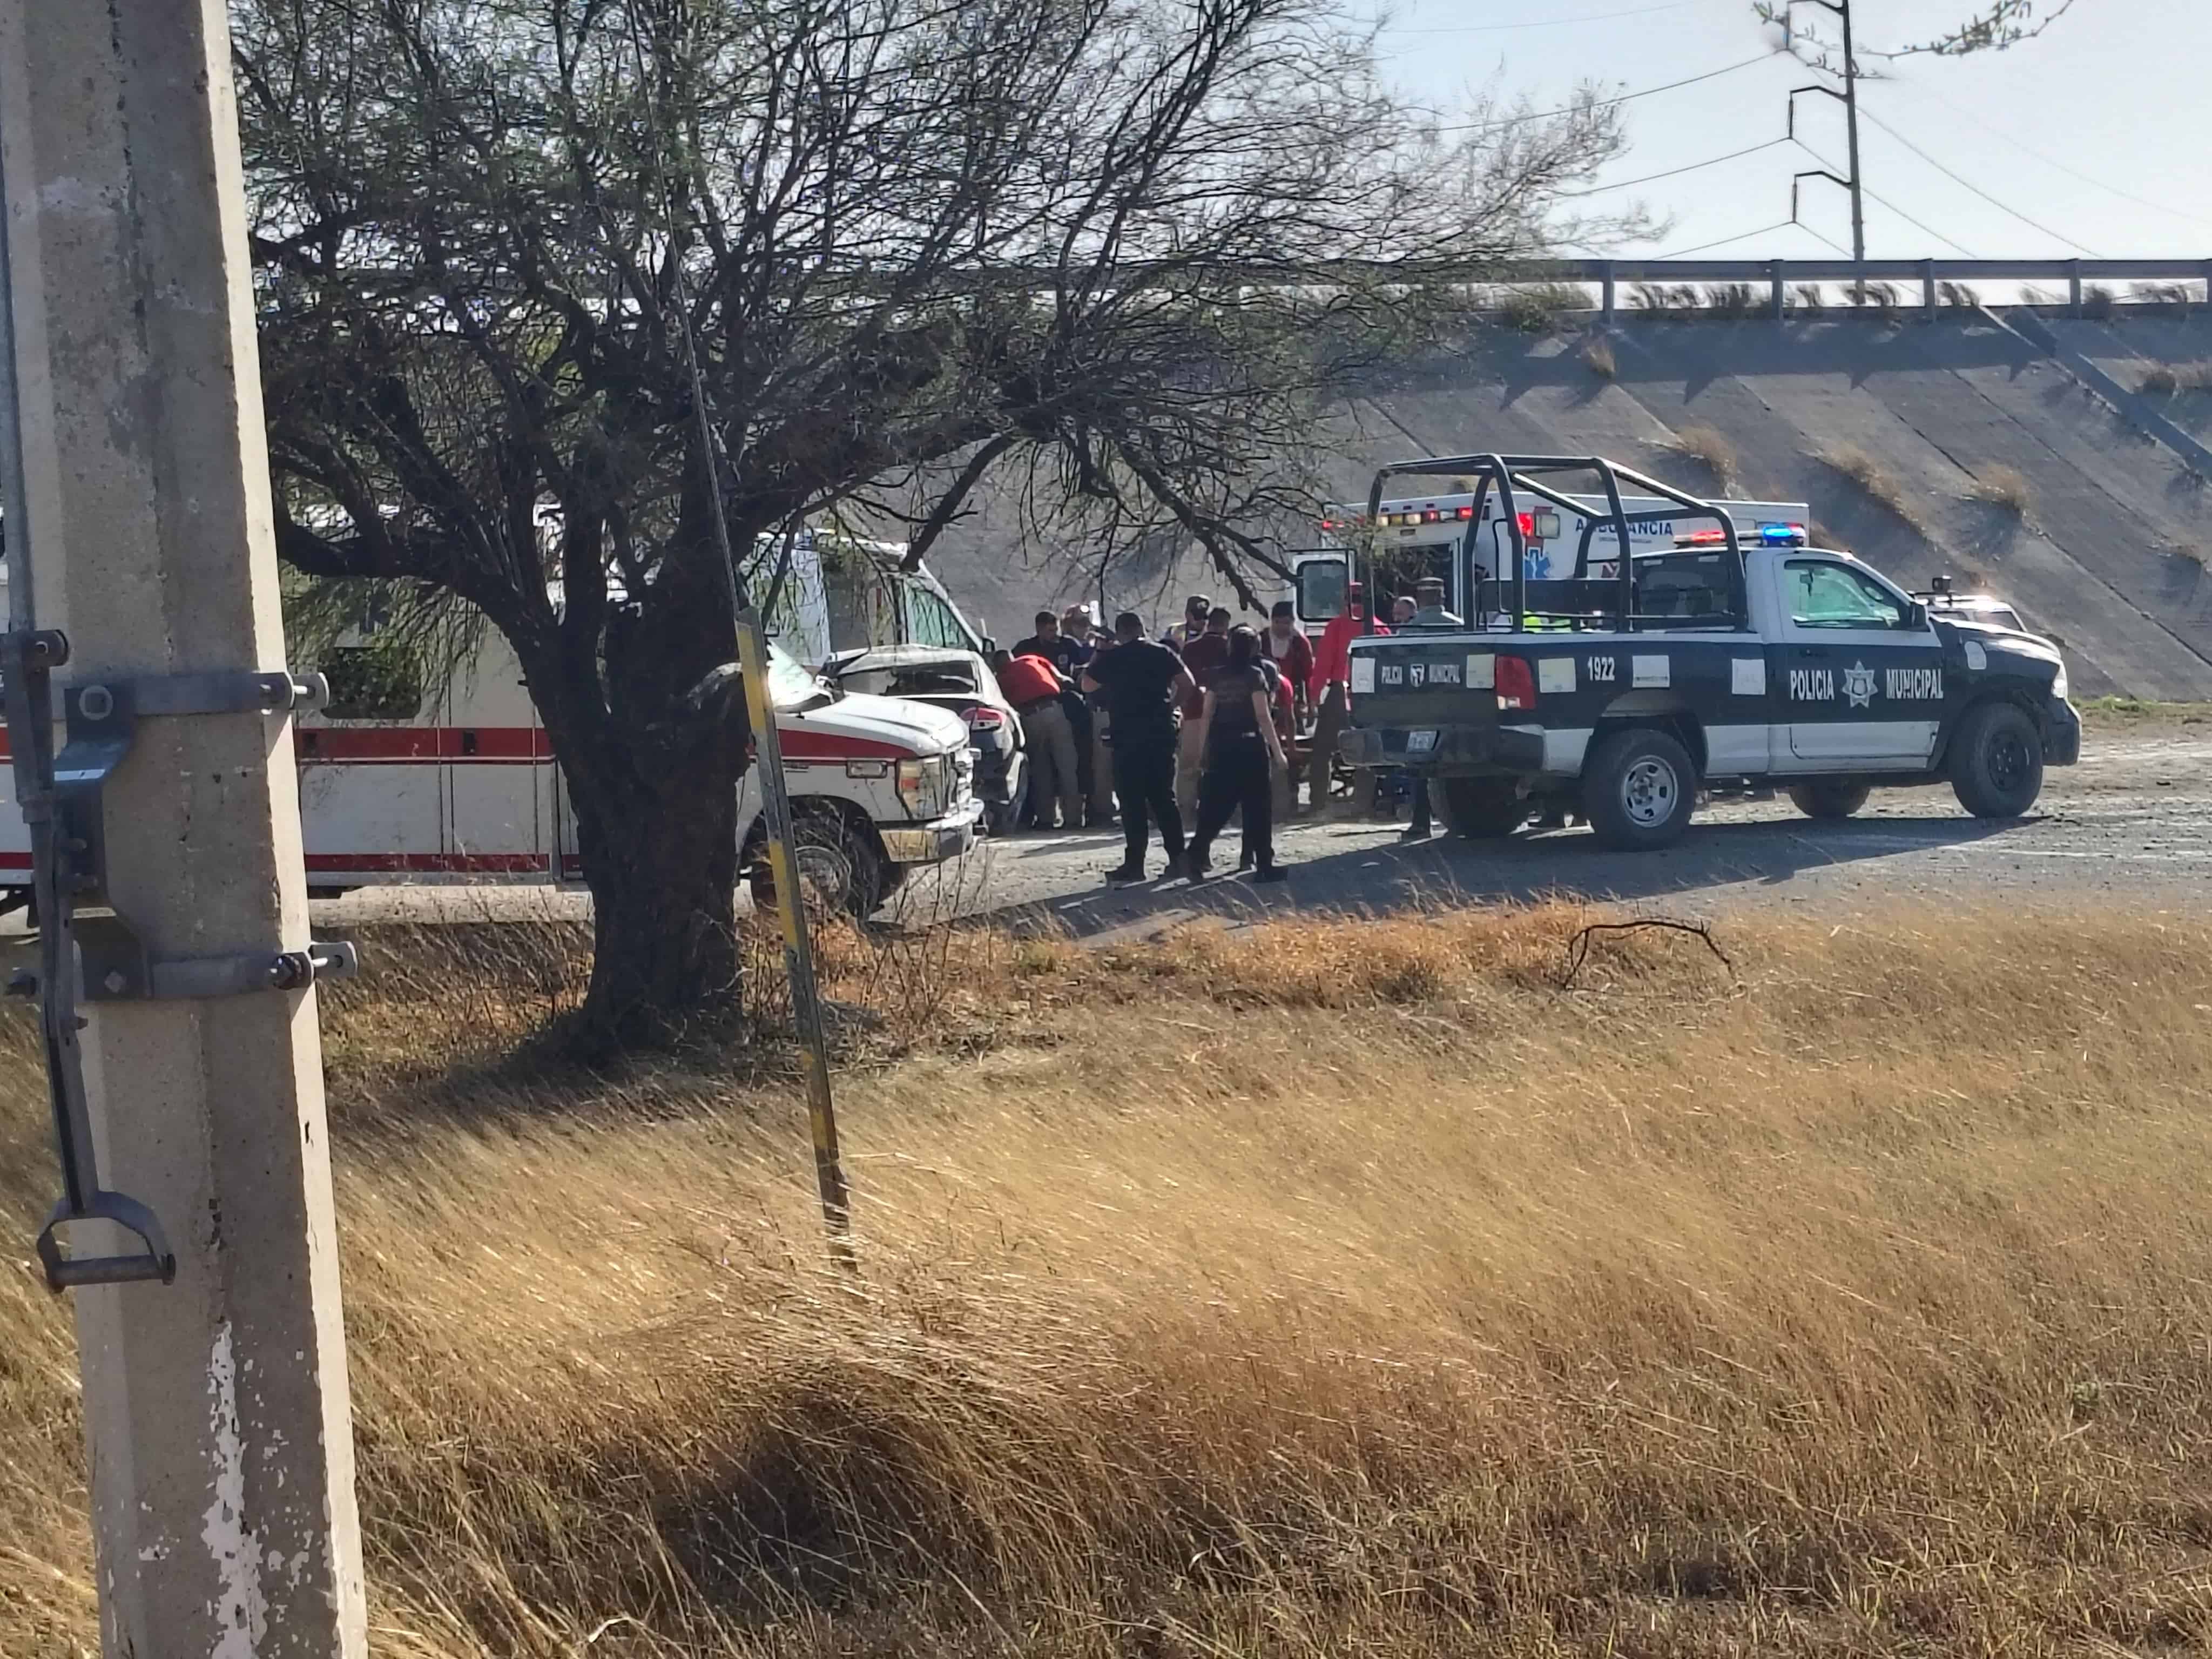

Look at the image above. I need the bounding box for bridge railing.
[1513,258,2212,326]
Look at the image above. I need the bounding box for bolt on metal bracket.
[3,632,345,1291]
[75,915,359,1001]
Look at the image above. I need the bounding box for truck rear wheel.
[1950,702,2044,819]
[748,811,886,919]
[1786,780,1871,820]
[1582,728,1697,851]
[1439,777,1527,840]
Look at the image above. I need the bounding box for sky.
[1369,0,2211,262]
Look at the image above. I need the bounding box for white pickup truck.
[1311,453,2080,849]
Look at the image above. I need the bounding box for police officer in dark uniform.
[1083,611,1196,882]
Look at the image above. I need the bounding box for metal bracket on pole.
[3,636,349,1290]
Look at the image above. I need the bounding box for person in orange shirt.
[1306,585,1383,815]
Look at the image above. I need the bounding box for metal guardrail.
[1510,258,2212,326]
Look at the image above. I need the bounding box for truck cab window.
[1786,560,1912,630]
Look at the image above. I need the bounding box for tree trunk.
[566,747,746,1051]
[518,577,755,1054]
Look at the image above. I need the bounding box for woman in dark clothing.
[1185,625,1291,882]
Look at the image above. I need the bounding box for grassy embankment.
[5,902,2212,1657]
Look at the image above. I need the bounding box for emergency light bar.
[1677,522,1805,548]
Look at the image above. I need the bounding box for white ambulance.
[0,559,986,918]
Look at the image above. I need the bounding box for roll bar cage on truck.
[1301,453,2080,849]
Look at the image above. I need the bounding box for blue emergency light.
[1756,522,1809,546]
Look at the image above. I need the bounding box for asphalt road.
[316,725,2212,939]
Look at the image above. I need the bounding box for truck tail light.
[967,706,1006,729]
[1495,656,1536,711]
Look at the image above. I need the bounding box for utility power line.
[1435,51,1777,136]
[1794,138,1980,257]
[1654,219,1800,258]
[1391,2,1688,35]
[1896,82,2212,232]
[1864,184,1980,258]
[1856,105,2103,256]
[1562,136,1791,198]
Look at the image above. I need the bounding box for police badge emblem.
[1843,660,1877,709]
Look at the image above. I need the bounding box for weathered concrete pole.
[0,1,368,1655]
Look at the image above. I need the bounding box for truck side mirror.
[1906,602,1929,630]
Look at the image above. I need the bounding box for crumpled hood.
[781,691,966,757]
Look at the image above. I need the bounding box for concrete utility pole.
[0,2,368,1655]
[1782,0,1867,265]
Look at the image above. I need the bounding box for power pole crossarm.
[0,1,369,1655]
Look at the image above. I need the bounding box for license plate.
[1405,729,1438,754]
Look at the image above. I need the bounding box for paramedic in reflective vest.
[1400,579,1464,841]
[1083,612,1196,882]
[1308,584,1382,816]
[994,648,1084,831]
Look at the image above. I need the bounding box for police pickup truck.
[1319,453,2080,851]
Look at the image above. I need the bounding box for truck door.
[1775,557,1945,769]
[1292,551,1348,623]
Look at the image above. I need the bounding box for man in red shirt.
[1307,585,1383,815]
[994,650,1084,831]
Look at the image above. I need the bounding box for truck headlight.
[2051,663,2069,702]
[896,755,950,818]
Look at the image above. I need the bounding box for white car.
[820,644,1026,837]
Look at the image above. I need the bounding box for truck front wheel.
[1950,702,2044,819]
[1439,777,1527,840]
[1787,780,1871,820]
[1583,728,1697,851]
[748,811,886,919]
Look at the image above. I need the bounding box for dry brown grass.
[2140,361,2212,397]
[1581,334,1616,379]
[10,902,2212,1657]
[1964,462,2033,515]
[1817,442,1926,530]
[1658,423,1739,494]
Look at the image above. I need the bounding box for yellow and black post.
[726,596,855,1270]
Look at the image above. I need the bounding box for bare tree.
[1757,0,2082,66]
[237,0,1627,1048]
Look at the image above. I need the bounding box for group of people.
[988,578,1452,883]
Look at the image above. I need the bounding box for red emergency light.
[1456,505,1475,520]
[1678,528,1731,547]
[1516,512,1536,538]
